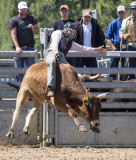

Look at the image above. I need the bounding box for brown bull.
[6,61,108,138]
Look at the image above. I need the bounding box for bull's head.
[80,90,109,133]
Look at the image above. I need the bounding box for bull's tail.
[5,82,20,92]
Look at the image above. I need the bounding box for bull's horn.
[96,92,109,99]
[78,74,101,82]
[89,74,101,81]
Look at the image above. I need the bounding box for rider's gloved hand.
[55,54,60,64]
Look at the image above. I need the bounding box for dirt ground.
[0,142,136,160]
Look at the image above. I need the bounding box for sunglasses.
[118,11,125,14]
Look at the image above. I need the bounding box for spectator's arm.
[106,38,116,51]
[96,21,106,48]
[27,24,39,34]
[119,18,127,38]
[10,28,22,55]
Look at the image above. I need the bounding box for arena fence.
[0,51,39,145]
[1,30,136,147]
[41,28,136,147]
[42,51,136,147]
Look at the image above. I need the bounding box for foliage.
[0,0,18,50]
[0,0,133,51]
[96,0,132,33]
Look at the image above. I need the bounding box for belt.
[21,46,28,49]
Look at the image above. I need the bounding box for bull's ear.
[84,99,89,106]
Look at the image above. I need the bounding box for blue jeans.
[14,47,35,82]
[45,51,69,88]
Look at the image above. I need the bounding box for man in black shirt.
[52,4,75,65]
[52,4,74,30]
[9,1,39,82]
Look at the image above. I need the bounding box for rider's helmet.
[64,22,77,30]
[62,22,77,39]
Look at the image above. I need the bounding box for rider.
[45,22,106,97]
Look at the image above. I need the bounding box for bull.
[6,61,108,138]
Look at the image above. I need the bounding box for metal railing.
[42,50,136,147]
[40,28,136,147]
[0,50,38,101]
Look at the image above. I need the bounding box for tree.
[0,0,133,51]
[94,0,132,33]
[0,0,18,50]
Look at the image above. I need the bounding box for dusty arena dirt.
[0,142,136,160]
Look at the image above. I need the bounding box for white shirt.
[47,30,94,54]
[82,22,92,47]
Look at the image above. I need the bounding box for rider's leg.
[45,51,56,97]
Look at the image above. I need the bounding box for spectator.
[75,9,106,68]
[52,4,74,30]
[52,4,75,65]
[9,1,39,82]
[106,6,126,80]
[120,1,136,80]
[45,22,106,97]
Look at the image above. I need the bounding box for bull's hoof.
[91,127,101,133]
[6,130,14,139]
[78,125,87,132]
[23,127,29,136]
[95,122,100,127]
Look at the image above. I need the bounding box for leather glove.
[56,54,60,64]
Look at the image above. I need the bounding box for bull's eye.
[84,99,89,106]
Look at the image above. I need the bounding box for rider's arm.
[49,30,62,54]
[70,41,106,53]
[70,41,95,52]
